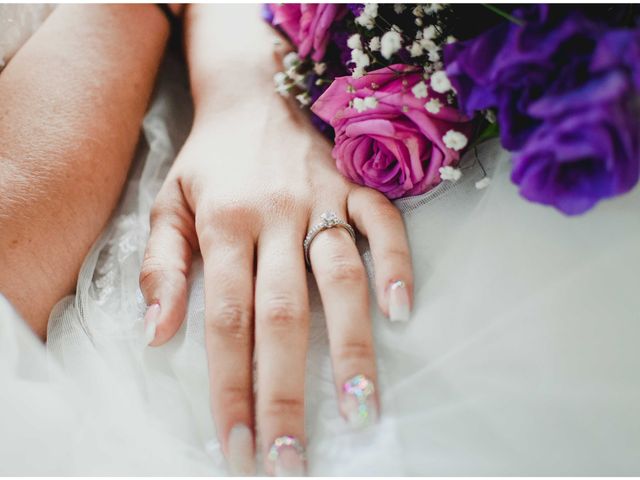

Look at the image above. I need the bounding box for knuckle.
[196,201,254,237]
[372,201,401,223]
[325,257,366,284]
[261,298,305,330]
[216,383,250,409]
[263,395,305,419]
[335,338,375,364]
[267,188,303,218]
[139,256,166,290]
[206,301,252,341]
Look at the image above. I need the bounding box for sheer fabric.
[1,14,639,475]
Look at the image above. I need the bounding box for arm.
[0,5,172,338]
[139,5,413,475]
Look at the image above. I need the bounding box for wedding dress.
[1,7,639,475]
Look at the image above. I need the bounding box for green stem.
[481,4,525,26]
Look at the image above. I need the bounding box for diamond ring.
[303,211,356,269]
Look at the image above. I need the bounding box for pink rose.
[311,65,474,199]
[269,4,346,62]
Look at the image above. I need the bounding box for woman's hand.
[138,5,413,475]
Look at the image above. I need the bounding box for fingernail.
[227,424,255,476]
[342,374,378,429]
[268,436,306,476]
[388,280,410,322]
[143,303,160,345]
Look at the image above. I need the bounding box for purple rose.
[512,97,640,215]
[444,7,640,214]
[444,6,604,150]
[511,28,640,215]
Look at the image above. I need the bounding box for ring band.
[304,211,356,269]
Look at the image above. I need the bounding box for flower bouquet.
[265,3,640,215]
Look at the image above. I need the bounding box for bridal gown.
[1,6,639,475]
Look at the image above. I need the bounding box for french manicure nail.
[342,374,378,429]
[227,424,255,476]
[388,280,410,322]
[143,303,160,345]
[268,436,306,477]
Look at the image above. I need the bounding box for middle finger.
[255,225,310,476]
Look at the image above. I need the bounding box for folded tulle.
[1,48,639,475]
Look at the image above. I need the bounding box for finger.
[349,188,414,322]
[309,209,379,430]
[199,218,256,476]
[254,227,309,476]
[139,180,196,346]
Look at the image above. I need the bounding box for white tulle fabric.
[1,15,640,475]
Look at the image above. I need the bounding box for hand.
[138,4,413,476]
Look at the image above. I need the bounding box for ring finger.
[308,209,379,429]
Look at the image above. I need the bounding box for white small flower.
[275,84,290,97]
[412,5,424,17]
[352,66,365,79]
[347,33,362,50]
[425,3,444,14]
[351,48,370,69]
[439,166,462,182]
[430,70,452,93]
[274,71,287,86]
[283,51,300,70]
[475,177,491,190]
[409,41,424,57]
[443,130,468,151]
[420,38,437,51]
[295,92,311,107]
[423,25,437,40]
[412,81,428,99]
[274,71,291,97]
[355,4,378,29]
[484,109,497,124]
[425,98,442,114]
[415,17,424,27]
[363,3,378,18]
[381,30,402,60]
[446,35,457,44]
[352,97,366,112]
[287,67,307,88]
[369,36,381,52]
[393,4,406,14]
[428,49,440,62]
[314,62,327,76]
[363,96,378,109]
[352,96,379,113]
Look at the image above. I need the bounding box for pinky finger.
[348,188,414,322]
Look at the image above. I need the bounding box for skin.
[140,5,414,474]
[0,4,171,338]
[0,4,414,474]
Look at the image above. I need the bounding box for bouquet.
[265,3,640,215]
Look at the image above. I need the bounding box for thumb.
[139,182,196,346]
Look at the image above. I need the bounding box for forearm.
[0,4,170,337]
